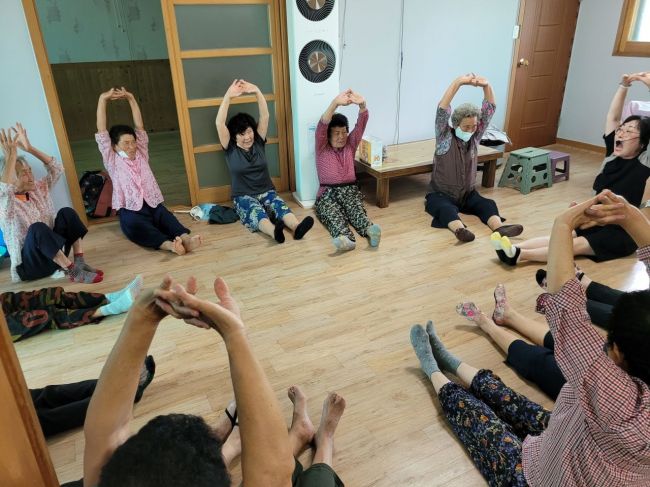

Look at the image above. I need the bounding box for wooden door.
[161,0,292,204]
[504,0,581,149]
[0,311,59,487]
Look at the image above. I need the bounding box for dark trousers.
[119,202,189,249]
[30,380,97,437]
[425,190,499,228]
[1,287,107,342]
[16,207,87,281]
[586,280,623,329]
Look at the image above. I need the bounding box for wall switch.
[513,25,520,39]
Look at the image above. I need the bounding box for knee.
[28,222,52,237]
[58,207,78,218]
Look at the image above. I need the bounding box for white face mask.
[455,127,474,142]
[117,150,129,158]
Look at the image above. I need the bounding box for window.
[614,0,650,56]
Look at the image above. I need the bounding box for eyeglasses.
[615,126,640,136]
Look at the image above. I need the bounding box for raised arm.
[438,74,474,109]
[240,80,269,140]
[118,87,144,131]
[321,90,352,124]
[347,90,369,147]
[82,277,189,487]
[0,128,18,184]
[605,74,633,135]
[156,278,294,486]
[13,123,52,167]
[216,79,246,149]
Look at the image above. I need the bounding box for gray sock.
[425,321,461,374]
[410,324,440,377]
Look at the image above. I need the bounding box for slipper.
[225,406,238,427]
[492,284,507,324]
[456,302,480,321]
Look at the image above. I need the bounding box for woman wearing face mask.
[0,124,102,283]
[216,79,313,243]
[95,88,202,255]
[426,74,523,243]
[314,89,381,251]
[493,72,650,266]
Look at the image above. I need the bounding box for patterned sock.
[74,253,103,275]
[97,291,134,316]
[135,355,156,403]
[274,219,286,243]
[425,321,461,374]
[106,275,144,303]
[455,302,480,321]
[492,284,507,323]
[65,263,102,284]
[294,216,314,240]
[410,324,440,376]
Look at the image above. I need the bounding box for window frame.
[614,0,650,57]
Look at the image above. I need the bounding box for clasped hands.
[559,189,633,230]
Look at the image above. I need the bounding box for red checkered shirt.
[524,245,650,486]
[315,109,369,198]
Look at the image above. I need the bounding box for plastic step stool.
[549,150,570,183]
[498,147,552,195]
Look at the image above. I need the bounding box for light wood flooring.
[3,144,648,486]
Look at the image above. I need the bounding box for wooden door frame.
[22,0,88,225]
[503,0,581,149]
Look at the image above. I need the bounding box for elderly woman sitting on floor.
[426,73,523,242]
[0,124,102,283]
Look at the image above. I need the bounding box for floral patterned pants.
[314,185,372,241]
[438,369,551,487]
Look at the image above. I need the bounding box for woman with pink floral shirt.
[0,124,101,283]
[95,87,202,255]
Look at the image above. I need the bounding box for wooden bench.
[354,138,504,208]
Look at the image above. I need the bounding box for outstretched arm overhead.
[116,87,144,131]
[438,73,475,109]
[474,76,495,105]
[240,80,269,140]
[0,128,19,184]
[82,277,198,487]
[155,277,295,486]
[96,88,119,133]
[605,74,634,135]
[321,89,352,124]
[216,79,246,150]
[13,122,53,167]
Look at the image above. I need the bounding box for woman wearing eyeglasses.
[492,72,650,265]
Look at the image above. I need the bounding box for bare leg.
[486,215,504,231]
[473,311,523,353]
[214,400,237,442]
[312,393,346,467]
[287,386,315,457]
[501,308,548,346]
[430,371,452,394]
[258,218,275,238]
[52,250,72,269]
[159,236,186,255]
[447,219,464,232]
[282,213,299,231]
[456,362,481,389]
[518,236,594,263]
[221,426,241,468]
[517,236,550,249]
[180,232,203,253]
[72,238,83,254]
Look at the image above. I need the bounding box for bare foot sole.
[183,234,203,253]
[288,385,315,452]
[317,392,346,441]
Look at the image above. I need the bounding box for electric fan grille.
[298,40,336,83]
[296,0,335,22]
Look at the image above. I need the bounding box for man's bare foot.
[221,425,241,467]
[313,392,346,466]
[161,236,186,255]
[288,385,315,457]
[182,234,203,253]
[213,400,237,442]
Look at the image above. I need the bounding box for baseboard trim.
[555,138,605,154]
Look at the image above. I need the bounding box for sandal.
[225,404,238,428]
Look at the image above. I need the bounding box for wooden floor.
[71,131,191,207]
[4,144,648,486]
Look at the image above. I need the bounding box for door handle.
[517,58,530,67]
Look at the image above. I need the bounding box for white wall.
[0,0,70,209]
[558,0,648,146]
[337,0,519,144]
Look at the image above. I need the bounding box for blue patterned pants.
[233,190,292,232]
[438,369,550,487]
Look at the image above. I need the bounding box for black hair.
[226,113,262,148]
[98,414,230,487]
[327,113,349,141]
[109,125,137,146]
[607,289,650,386]
[622,115,650,153]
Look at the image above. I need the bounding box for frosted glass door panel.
[175,5,270,50]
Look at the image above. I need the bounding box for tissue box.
[359,135,383,168]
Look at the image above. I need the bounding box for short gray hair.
[451,103,480,128]
[0,155,28,177]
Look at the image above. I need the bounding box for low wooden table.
[354,138,504,208]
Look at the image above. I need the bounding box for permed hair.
[328,113,349,140]
[622,115,650,154]
[109,125,137,146]
[226,113,263,147]
[0,155,29,176]
[98,414,230,487]
[607,289,650,386]
[451,103,480,128]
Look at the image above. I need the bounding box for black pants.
[506,280,624,400]
[30,380,97,437]
[425,190,499,228]
[16,208,87,281]
[119,202,189,249]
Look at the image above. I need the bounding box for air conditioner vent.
[296,0,335,22]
